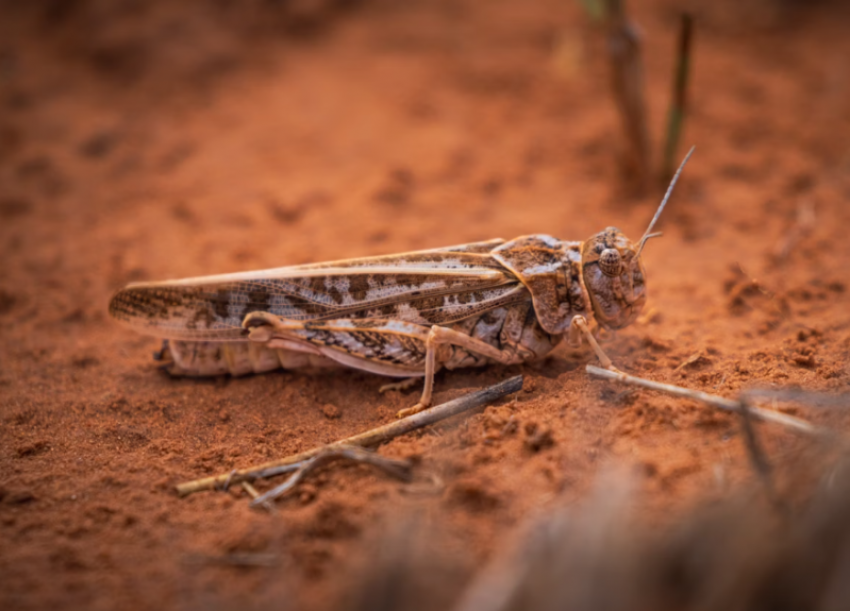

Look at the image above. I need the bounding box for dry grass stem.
[661,13,694,183]
[604,0,650,188]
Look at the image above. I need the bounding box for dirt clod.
[320,403,341,420]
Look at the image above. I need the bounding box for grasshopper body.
[110,150,693,415]
[109,231,644,409]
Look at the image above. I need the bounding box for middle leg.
[399,324,524,418]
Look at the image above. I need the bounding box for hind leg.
[244,312,524,418]
[396,323,529,418]
[243,313,435,417]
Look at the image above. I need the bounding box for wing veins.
[126,263,506,289]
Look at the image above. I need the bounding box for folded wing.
[109,247,527,341]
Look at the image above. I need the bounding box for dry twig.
[743,387,850,410]
[737,397,787,513]
[586,365,821,435]
[250,445,412,508]
[587,365,843,511]
[176,375,523,497]
[241,481,275,513]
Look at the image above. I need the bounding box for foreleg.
[570,315,621,372]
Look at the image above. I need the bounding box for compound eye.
[599,248,621,277]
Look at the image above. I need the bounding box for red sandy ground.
[2,1,850,609]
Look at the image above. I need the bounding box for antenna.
[636,145,695,257]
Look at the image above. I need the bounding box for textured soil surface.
[2,1,850,609]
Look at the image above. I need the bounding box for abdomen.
[160,340,341,376]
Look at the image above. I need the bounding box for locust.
[109,149,694,417]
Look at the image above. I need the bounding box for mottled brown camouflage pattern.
[110,231,647,378]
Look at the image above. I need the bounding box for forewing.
[109,249,522,340]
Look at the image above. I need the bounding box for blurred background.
[2,1,850,609]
